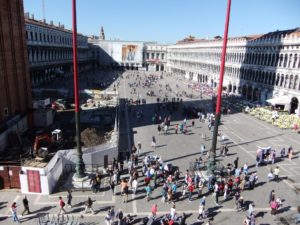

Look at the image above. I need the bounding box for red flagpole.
[208,0,231,175]
[72,0,85,178]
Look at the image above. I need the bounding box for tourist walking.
[175,124,178,134]
[123,181,129,203]
[164,124,168,135]
[11,202,21,223]
[67,190,72,208]
[213,183,220,206]
[280,148,286,158]
[248,202,254,217]
[201,143,206,156]
[197,201,205,221]
[270,200,278,216]
[137,142,142,155]
[109,206,115,224]
[116,208,124,225]
[274,166,280,182]
[145,184,152,201]
[58,196,66,214]
[288,146,293,160]
[170,204,176,220]
[84,197,95,214]
[269,190,275,204]
[267,169,274,182]
[151,136,156,148]
[188,183,194,202]
[151,204,157,218]
[21,196,31,216]
[132,179,138,197]
[157,124,161,135]
[234,157,239,169]
[110,180,115,195]
[105,210,111,225]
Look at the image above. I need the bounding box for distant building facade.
[24,13,92,87]
[167,29,300,113]
[88,29,167,71]
[0,0,32,124]
[89,36,144,70]
[143,44,167,71]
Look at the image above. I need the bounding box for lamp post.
[207,0,232,175]
[72,0,85,178]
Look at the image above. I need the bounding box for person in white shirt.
[131,179,138,196]
[170,204,176,220]
[105,210,111,225]
[221,134,226,145]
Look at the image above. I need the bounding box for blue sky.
[24,0,300,44]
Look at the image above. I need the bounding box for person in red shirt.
[219,182,225,195]
[151,204,157,218]
[59,196,67,214]
[188,184,194,201]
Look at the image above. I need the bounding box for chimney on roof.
[24,12,29,19]
[50,20,53,26]
[31,14,34,20]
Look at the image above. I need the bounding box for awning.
[266,96,291,105]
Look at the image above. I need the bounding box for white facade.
[167,28,300,113]
[89,39,144,69]
[143,44,167,71]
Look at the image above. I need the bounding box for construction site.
[0,70,122,194]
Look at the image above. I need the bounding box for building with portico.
[25,13,92,87]
[167,29,300,114]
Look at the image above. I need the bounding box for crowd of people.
[7,71,300,225]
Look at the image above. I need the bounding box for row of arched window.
[169,58,300,91]
[28,48,89,63]
[169,50,300,69]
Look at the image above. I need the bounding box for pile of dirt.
[80,128,112,147]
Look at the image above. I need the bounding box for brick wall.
[0,0,32,124]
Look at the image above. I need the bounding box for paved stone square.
[0,71,299,225]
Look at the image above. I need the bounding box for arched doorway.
[228,84,232,93]
[247,86,253,100]
[290,97,299,114]
[242,85,247,97]
[238,86,242,95]
[253,88,260,102]
[233,85,237,94]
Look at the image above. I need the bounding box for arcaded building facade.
[24,13,92,87]
[0,0,32,124]
[167,29,300,113]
